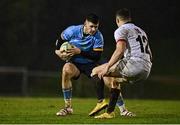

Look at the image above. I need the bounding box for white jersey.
[114,23,152,63]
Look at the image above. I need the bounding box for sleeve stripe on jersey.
[93,48,103,51]
[116,39,127,43]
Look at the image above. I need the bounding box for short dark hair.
[116,8,131,21]
[85,13,99,24]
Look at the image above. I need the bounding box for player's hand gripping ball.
[59,42,74,61]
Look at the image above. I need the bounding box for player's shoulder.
[115,23,138,34]
[114,25,128,35]
[122,23,136,29]
[96,30,103,36]
[94,30,104,40]
[127,23,145,33]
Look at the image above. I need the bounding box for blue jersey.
[61,25,104,64]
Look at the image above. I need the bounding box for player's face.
[84,20,99,35]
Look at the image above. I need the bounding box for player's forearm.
[107,48,123,69]
[55,37,67,50]
[80,50,102,61]
[107,41,126,68]
[55,32,68,50]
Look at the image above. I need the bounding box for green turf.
[0,97,180,124]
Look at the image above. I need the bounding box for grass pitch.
[0,97,180,124]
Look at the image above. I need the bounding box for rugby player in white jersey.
[91,8,152,119]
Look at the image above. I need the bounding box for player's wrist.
[105,64,110,70]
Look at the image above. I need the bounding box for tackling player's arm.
[98,40,126,78]
[106,40,126,69]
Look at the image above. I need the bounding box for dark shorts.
[72,62,98,79]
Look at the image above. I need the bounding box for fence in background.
[0,66,59,96]
[0,66,180,99]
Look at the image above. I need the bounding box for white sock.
[118,104,126,112]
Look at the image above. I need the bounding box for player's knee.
[103,77,112,88]
[62,64,73,76]
[111,81,121,89]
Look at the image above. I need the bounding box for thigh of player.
[91,63,108,77]
[119,59,150,83]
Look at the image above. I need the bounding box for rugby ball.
[60,42,74,52]
[59,42,74,61]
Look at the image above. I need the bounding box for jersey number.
[136,35,152,59]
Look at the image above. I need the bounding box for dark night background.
[0,0,180,98]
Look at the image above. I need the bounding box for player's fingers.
[70,53,74,57]
[65,51,72,55]
[90,72,95,77]
[55,50,59,54]
[66,50,71,53]
[55,50,63,57]
[98,73,102,79]
[60,49,66,52]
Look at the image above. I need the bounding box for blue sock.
[62,88,72,107]
[116,94,126,112]
[116,95,124,107]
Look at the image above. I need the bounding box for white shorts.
[109,57,152,83]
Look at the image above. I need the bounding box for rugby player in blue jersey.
[55,13,134,117]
